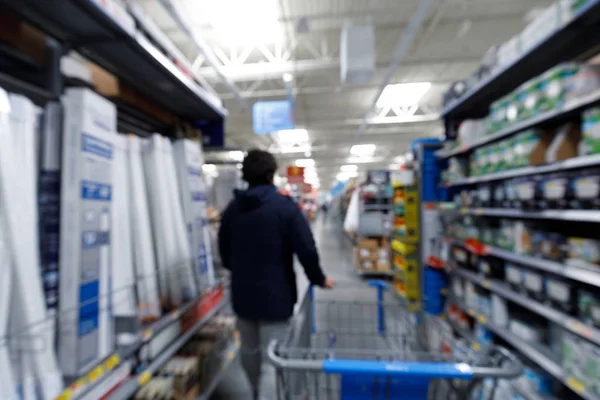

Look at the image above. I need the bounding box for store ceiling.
[138,0,550,187]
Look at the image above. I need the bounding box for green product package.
[572,0,592,13]
[487,97,509,134]
[489,144,502,172]
[505,91,521,126]
[588,345,600,397]
[513,130,540,168]
[539,64,579,113]
[502,138,515,170]
[519,77,542,121]
[581,107,600,156]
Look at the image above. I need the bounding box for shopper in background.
[218,149,333,400]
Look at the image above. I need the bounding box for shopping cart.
[267,281,522,400]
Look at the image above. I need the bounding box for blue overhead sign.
[252,100,294,135]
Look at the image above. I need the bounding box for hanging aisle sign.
[253,100,295,134]
[287,166,304,184]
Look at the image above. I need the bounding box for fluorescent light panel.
[276,128,309,144]
[376,82,431,107]
[350,144,376,157]
[200,0,281,44]
[295,158,315,167]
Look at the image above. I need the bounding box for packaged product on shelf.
[59,88,116,377]
[111,135,137,320]
[513,129,542,167]
[514,221,533,255]
[474,184,492,207]
[3,93,63,397]
[545,122,581,163]
[496,219,515,250]
[540,233,567,261]
[457,119,485,146]
[538,172,571,209]
[505,91,521,126]
[587,345,600,398]
[491,294,509,327]
[563,332,588,387]
[465,281,478,310]
[128,135,161,321]
[134,377,173,400]
[509,318,544,343]
[522,366,554,395]
[515,176,540,209]
[538,64,579,113]
[545,277,575,313]
[159,357,199,396]
[504,179,518,207]
[580,106,600,156]
[486,96,509,134]
[519,76,543,120]
[568,237,600,267]
[566,63,600,103]
[505,264,523,289]
[174,139,216,290]
[492,181,506,207]
[523,270,545,301]
[474,323,493,349]
[478,295,492,318]
[570,169,600,208]
[578,290,600,328]
[478,257,504,280]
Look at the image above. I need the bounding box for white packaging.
[1,93,64,399]
[38,102,62,314]
[491,294,509,328]
[144,135,196,306]
[111,135,136,316]
[59,88,116,376]
[0,87,17,400]
[128,135,161,319]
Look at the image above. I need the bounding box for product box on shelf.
[578,290,600,329]
[174,139,215,290]
[355,237,391,272]
[580,106,600,156]
[546,122,581,163]
[59,88,117,376]
[89,62,176,125]
[0,12,49,64]
[563,332,589,390]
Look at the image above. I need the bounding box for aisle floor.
[210,215,363,399]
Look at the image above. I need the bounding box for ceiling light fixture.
[295,158,315,168]
[349,144,376,157]
[276,128,309,144]
[376,82,431,107]
[202,164,217,172]
[229,150,245,162]
[202,0,282,45]
[283,72,294,83]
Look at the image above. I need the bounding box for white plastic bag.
[343,189,360,233]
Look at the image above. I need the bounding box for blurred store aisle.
[210,216,358,399]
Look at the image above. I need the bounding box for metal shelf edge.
[452,268,600,346]
[106,298,228,400]
[440,0,600,120]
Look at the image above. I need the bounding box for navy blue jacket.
[218,184,326,321]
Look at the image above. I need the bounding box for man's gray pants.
[236,318,289,400]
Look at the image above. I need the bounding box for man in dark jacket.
[218,149,333,399]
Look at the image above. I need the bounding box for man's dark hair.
[242,149,278,185]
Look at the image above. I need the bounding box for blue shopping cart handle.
[323,360,473,378]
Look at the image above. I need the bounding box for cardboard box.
[88,62,176,125]
[0,12,48,64]
[546,123,581,163]
[358,238,379,249]
[529,129,554,166]
[59,88,117,376]
[377,260,391,272]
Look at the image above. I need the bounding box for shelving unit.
[451,299,597,400]
[2,0,226,121]
[0,2,232,399]
[441,0,600,121]
[434,2,600,398]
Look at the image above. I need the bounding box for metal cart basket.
[267,281,522,400]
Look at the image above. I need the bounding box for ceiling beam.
[196,56,479,82]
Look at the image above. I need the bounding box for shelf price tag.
[567,320,593,339]
[142,328,153,340]
[478,315,487,324]
[567,377,586,394]
[482,280,491,289]
[55,389,73,400]
[105,353,120,369]
[138,371,152,386]
[87,365,105,383]
[472,342,481,351]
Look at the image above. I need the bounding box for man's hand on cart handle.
[323,277,335,289]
